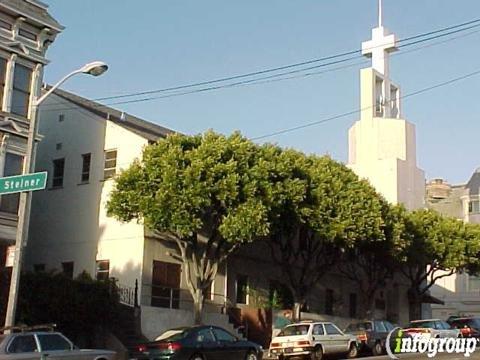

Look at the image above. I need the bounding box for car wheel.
[310,345,323,360]
[190,354,204,360]
[245,350,258,360]
[347,343,358,358]
[372,341,383,356]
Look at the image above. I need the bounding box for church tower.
[348,0,425,210]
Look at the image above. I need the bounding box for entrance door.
[151,260,181,308]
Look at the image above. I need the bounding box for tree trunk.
[363,293,376,319]
[293,300,304,321]
[192,288,204,325]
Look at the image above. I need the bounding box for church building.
[347,0,425,211]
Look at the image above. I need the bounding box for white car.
[268,321,358,360]
[404,319,461,339]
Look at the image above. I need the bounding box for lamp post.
[4,61,108,328]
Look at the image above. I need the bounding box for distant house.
[427,170,480,317]
[26,88,413,343]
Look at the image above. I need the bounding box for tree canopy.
[107,131,278,323]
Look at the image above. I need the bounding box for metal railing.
[115,279,139,307]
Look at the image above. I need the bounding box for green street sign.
[0,172,48,195]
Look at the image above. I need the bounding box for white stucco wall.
[27,94,147,290]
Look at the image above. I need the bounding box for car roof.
[287,321,332,326]
[411,319,442,322]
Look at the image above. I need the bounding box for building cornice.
[0,2,63,32]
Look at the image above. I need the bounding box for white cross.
[361,0,397,76]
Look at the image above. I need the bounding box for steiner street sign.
[0,172,48,195]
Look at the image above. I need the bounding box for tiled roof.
[47,87,176,141]
[1,0,63,31]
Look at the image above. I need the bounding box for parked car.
[267,321,358,360]
[0,331,117,359]
[130,325,263,360]
[404,319,461,339]
[448,317,480,338]
[344,320,395,356]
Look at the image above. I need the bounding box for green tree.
[399,209,475,320]
[107,131,275,324]
[266,151,385,320]
[338,203,406,318]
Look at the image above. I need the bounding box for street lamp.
[4,61,109,328]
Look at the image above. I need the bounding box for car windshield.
[409,321,436,329]
[346,322,373,331]
[155,329,188,341]
[278,325,310,336]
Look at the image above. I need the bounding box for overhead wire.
[91,17,480,102]
[39,16,480,112]
[251,68,480,140]
[39,21,480,115]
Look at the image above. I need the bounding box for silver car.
[0,331,117,360]
[268,321,358,360]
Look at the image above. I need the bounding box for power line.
[251,68,480,140]
[90,17,480,102]
[40,22,480,114]
[38,16,480,112]
[98,24,480,107]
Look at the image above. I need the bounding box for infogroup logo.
[386,328,479,358]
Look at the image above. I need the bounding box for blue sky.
[43,0,480,184]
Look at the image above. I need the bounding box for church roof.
[0,0,64,31]
[48,87,176,141]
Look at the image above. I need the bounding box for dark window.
[236,275,248,304]
[325,289,334,315]
[151,260,181,308]
[375,321,387,332]
[37,334,71,351]
[279,325,310,336]
[52,158,65,188]
[11,64,32,117]
[7,335,38,353]
[349,293,357,318]
[104,149,117,179]
[0,58,7,106]
[58,114,65,122]
[313,324,324,335]
[469,200,480,214]
[0,19,11,30]
[56,143,62,150]
[383,321,395,331]
[34,264,45,272]
[212,328,236,342]
[0,153,23,214]
[18,28,37,41]
[375,298,386,310]
[324,323,341,335]
[81,153,91,183]
[195,328,215,343]
[96,260,110,281]
[62,261,73,279]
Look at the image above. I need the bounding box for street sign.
[0,172,47,195]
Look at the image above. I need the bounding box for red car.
[448,317,480,338]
